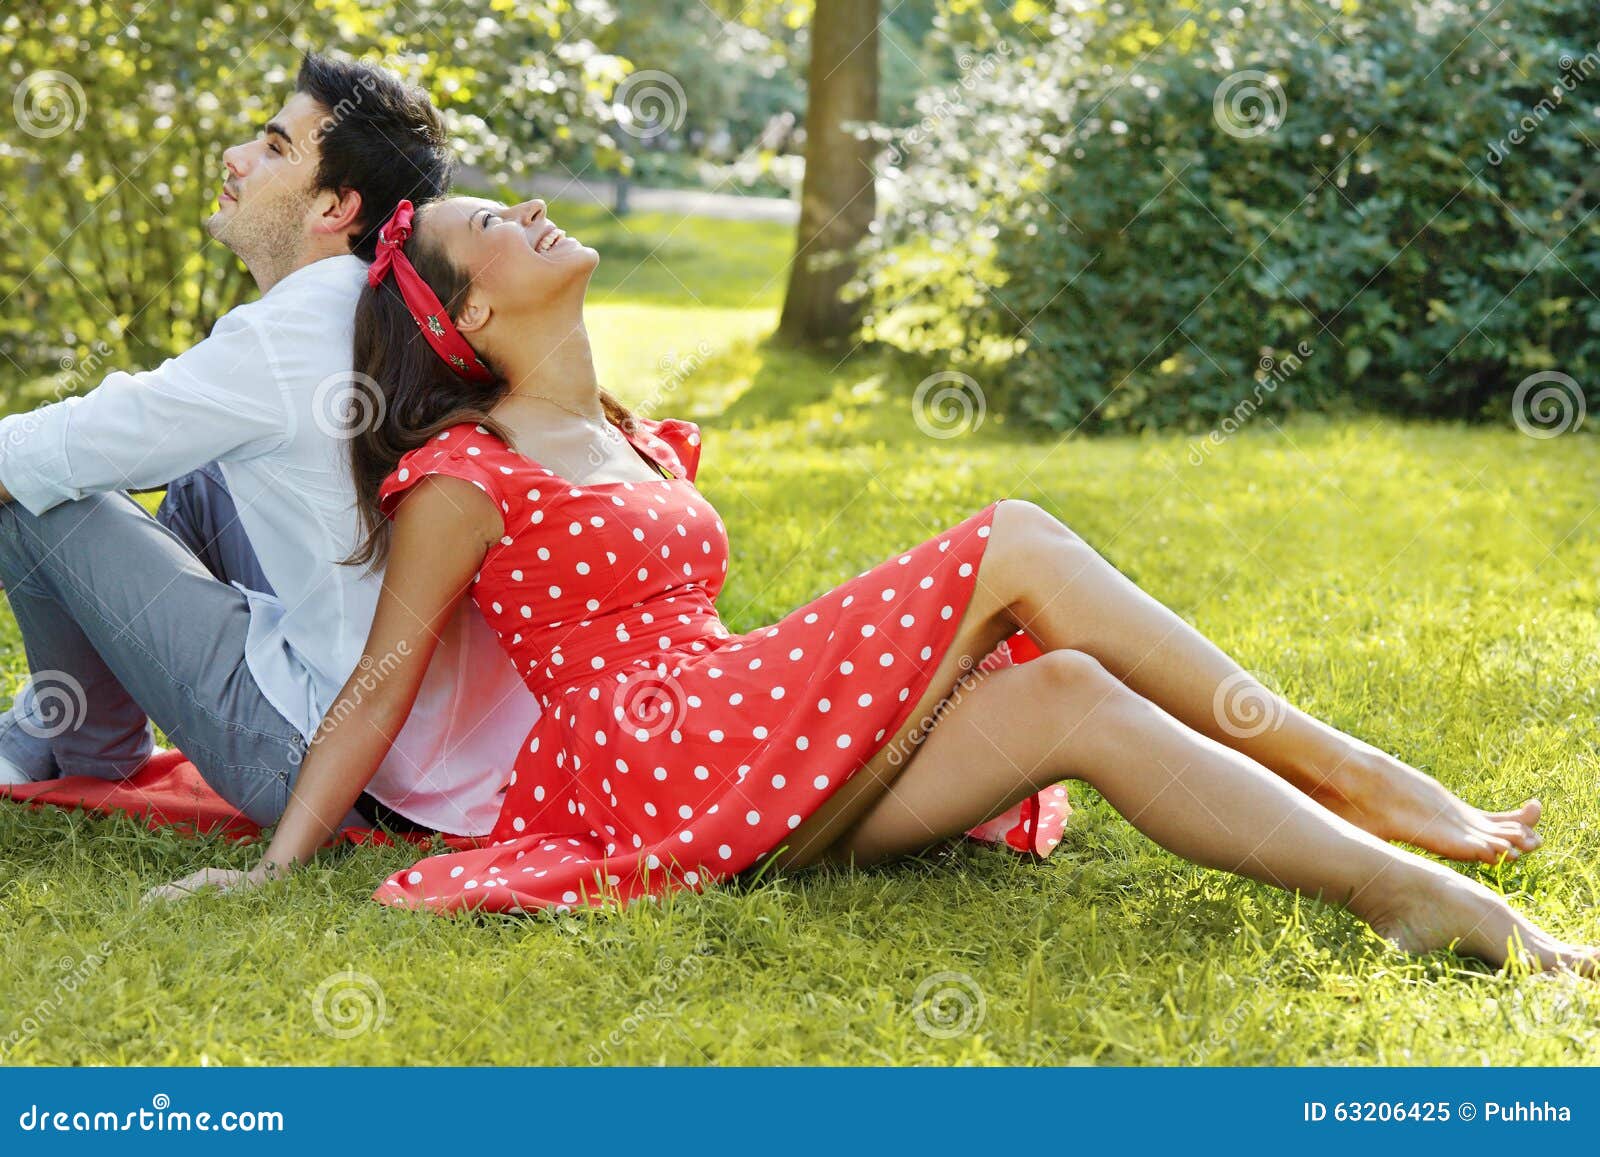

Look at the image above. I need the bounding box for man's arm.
[0,310,287,515]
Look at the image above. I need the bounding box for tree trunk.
[777,0,880,347]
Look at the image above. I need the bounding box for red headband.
[367,200,494,383]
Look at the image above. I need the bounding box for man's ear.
[311,186,364,244]
[455,294,491,335]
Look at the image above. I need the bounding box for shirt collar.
[261,253,367,301]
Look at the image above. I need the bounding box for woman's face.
[422,196,598,328]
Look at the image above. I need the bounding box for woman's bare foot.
[1356,863,1597,975]
[1304,745,1542,865]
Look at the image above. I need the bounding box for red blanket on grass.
[0,749,479,851]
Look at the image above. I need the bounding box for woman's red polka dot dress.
[372,418,1070,913]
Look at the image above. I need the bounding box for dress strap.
[625,417,702,483]
[617,422,676,480]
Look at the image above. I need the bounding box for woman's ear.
[455,294,491,334]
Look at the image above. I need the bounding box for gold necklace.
[500,391,609,428]
[498,392,667,479]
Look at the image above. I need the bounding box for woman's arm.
[257,474,501,870]
[144,475,502,901]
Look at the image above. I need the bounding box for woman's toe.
[1559,946,1600,979]
[1486,820,1539,849]
[1493,799,1542,828]
[1458,835,1501,864]
[1475,835,1519,864]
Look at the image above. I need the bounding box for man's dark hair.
[295,52,453,262]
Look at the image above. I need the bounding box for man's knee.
[0,493,115,574]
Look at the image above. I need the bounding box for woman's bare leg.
[770,574,1020,872]
[974,500,1540,863]
[821,648,1595,975]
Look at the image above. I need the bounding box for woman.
[154,196,1595,975]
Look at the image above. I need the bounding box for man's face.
[206,93,327,269]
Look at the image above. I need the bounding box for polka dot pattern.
[371,419,1070,915]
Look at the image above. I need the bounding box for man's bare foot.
[1357,863,1597,976]
[1304,745,1541,865]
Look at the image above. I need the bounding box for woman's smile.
[531,223,568,255]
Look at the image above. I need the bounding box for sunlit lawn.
[3,203,1599,1065]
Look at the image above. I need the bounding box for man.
[0,53,531,838]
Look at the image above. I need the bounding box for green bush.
[863,0,1600,431]
[0,0,621,387]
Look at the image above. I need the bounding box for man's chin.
[204,205,238,241]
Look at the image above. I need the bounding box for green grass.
[4,205,1600,1066]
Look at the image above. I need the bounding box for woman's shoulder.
[378,422,520,519]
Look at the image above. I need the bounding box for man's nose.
[221,144,247,179]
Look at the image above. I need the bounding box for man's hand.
[141,860,289,905]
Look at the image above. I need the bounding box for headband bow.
[368,200,494,382]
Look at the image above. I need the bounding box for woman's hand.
[247,474,496,873]
[141,860,288,905]
[144,476,494,907]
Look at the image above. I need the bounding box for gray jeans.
[0,465,306,825]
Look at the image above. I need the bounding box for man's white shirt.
[0,254,534,835]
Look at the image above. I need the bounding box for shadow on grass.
[679,334,1042,452]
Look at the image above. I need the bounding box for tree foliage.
[863,0,1600,430]
[0,0,620,380]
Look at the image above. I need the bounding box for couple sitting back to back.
[1,52,1592,976]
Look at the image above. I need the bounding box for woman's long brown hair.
[347,204,635,569]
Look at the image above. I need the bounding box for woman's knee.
[1026,647,1120,703]
[985,499,1097,602]
[1007,648,1136,785]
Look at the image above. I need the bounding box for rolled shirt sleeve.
[0,308,290,515]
